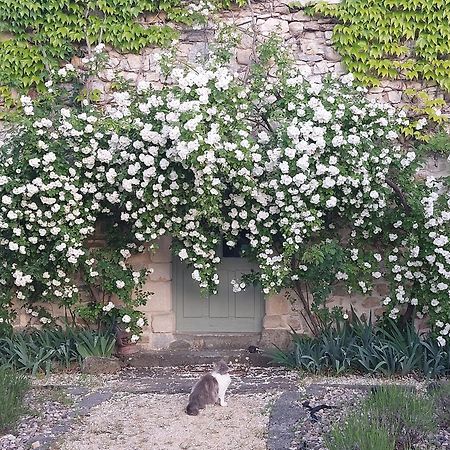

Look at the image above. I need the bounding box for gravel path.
[56,392,274,450]
[3,366,446,450]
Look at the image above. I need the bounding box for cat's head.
[213,359,229,375]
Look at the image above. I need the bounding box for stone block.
[146,333,175,350]
[313,60,329,74]
[292,12,312,22]
[260,329,292,349]
[263,314,287,329]
[81,356,121,375]
[324,46,341,62]
[362,296,382,309]
[301,40,325,55]
[289,22,304,36]
[150,235,172,263]
[152,313,175,333]
[130,250,152,271]
[387,90,402,104]
[142,281,172,312]
[148,262,172,282]
[237,49,253,65]
[119,71,138,83]
[259,18,289,35]
[333,62,347,75]
[126,54,143,72]
[419,155,450,178]
[303,21,322,31]
[265,294,292,315]
[375,283,389,296]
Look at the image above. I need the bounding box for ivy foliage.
[0,0,244,94]
[309,0,450,91]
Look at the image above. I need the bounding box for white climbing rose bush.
[0,39,449,345]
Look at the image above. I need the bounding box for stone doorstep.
[170,332,262,350]
[123,347,277,368]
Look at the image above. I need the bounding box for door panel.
[174,244,264,333]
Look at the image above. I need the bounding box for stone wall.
[129,236,175,349]
[11,0,449,348]
[94,0,447,111]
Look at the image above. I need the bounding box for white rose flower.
[122,314,131,324]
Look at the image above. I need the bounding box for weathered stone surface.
[297,53,323,63]
[152,313,175,333]
[266,295,292,315]
[387,89,403,104]
[259,18,289,35]
[292,11,312,21]
[260,329,291,349]
[300,40,325,55]
[125,53,143,72]
[150,235,172,263]
[142,282,172,312]
[362,297,382,309]
[289,22,304,36]
[303,21,322,31]
[313,60,329,74]
[148,262,172,282]
[324,46,341,62]
[263,315,286,329]
[81,356,121,375]
[237,49,253,65]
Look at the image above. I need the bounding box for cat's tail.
[186,402,199,416]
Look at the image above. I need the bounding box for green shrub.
[270,317,450,377]
[366,386,437,447]
[326,386,437,450]
[0,367,29,431]
[75,330,116,359]
[430,382,450,429]
[326,412,395,450]
[0,328,117,374]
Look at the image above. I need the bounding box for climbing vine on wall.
[309,0,450,91]
[0,0,244,95]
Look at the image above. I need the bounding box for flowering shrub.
[0,38,449,345]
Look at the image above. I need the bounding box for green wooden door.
[174,243,264,333]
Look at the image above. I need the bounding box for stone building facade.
[11,0,450,349]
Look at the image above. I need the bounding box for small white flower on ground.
[122,315,131,324]
[116,280,125,289]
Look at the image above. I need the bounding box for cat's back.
[189,373,219,401]
[186,373,219,415]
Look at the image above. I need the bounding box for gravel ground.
[292,382,450,450]
[2,368,448,450]
[55,392,274,450]
[0,387,78,450]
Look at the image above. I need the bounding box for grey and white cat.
[186,360,231,416]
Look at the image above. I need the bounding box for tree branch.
[385,177,412,213]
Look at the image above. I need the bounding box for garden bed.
[291,381,450,450]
